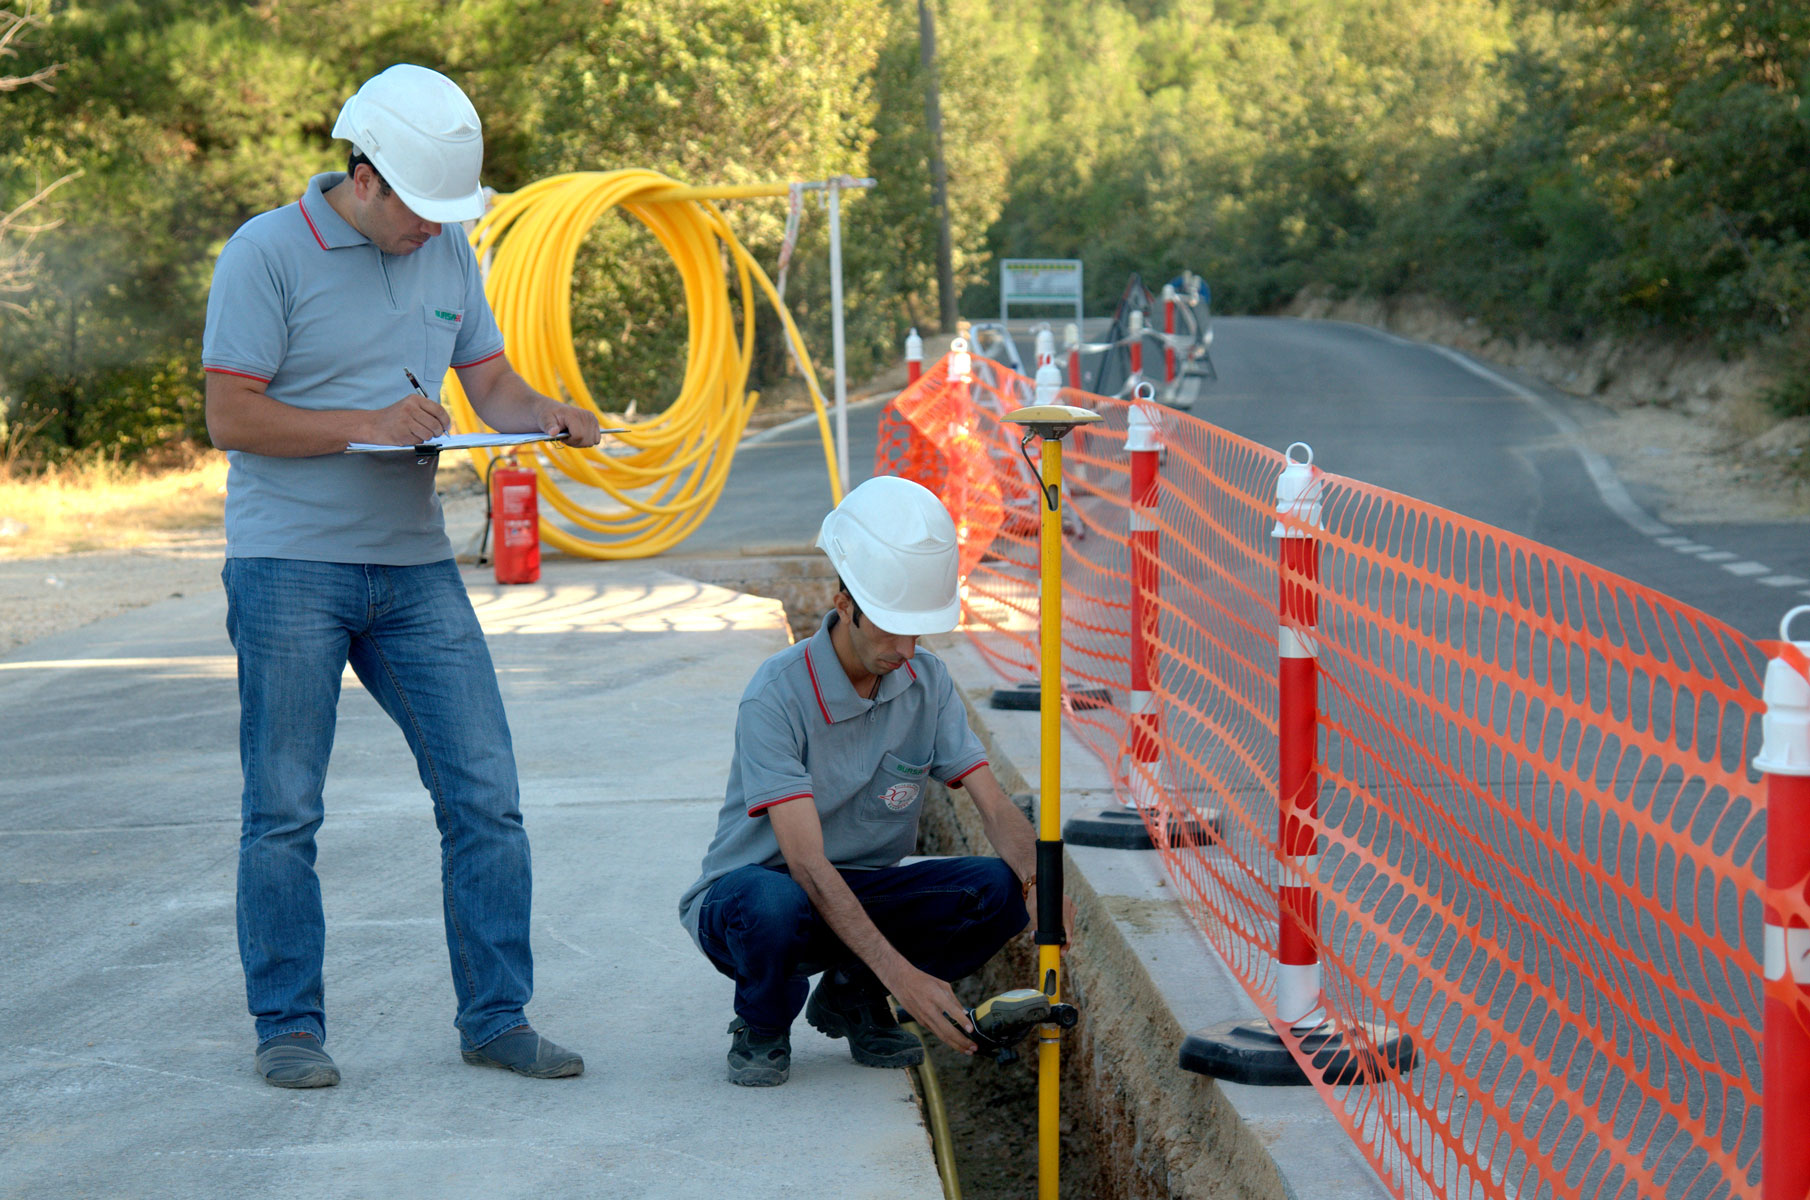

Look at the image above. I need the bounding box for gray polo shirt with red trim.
[679,611,989,944]
[201,172,505,564]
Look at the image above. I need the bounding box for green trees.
[2,0,1807,461]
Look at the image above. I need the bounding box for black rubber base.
[1064,809,1153,848]
[1178,1019,1418,1087]
[989,681,1113,711]
[1063,807,1219,849]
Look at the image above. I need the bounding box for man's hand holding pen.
[365,389,453,446]
[387,366,602,450]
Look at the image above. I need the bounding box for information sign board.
[1000,258,1084,323]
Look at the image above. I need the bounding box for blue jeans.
[696,857,1027,1034]
[223,557,532,1049]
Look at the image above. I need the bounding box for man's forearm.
[466,366,551,433]
[786,856,909,984]
[207,388,375,457]
[964,768,1037,882]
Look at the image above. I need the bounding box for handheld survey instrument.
[967,988,1080,1066]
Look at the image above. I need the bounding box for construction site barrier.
[876,352,1810,1200]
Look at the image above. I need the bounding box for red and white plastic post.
[1755,606,1810,1200]
[1272,441,1322,1026]
[905,327,923,385]
[1064,323,1082,391]
[1128,309,1145,380]
[1127,395,1167,813]
[1162,284,1177,384]
[1181,458,1411,1086]
[1034,326,1062,408]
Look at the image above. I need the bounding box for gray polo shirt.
[678,611,989,943]
[201,172,505,564]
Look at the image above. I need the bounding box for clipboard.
[345,430,626,455]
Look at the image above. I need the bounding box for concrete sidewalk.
[0,560,942,1200]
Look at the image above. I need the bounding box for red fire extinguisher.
[487,455,541,584]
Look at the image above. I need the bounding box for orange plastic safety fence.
[876,354,1810,1200]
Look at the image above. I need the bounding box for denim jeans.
[223,557,532,1049]
[695,857,1027,1034]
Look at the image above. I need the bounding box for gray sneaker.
[726,1017,790,1086]
[255,1032,340,1089]
[460,1026,584,1078]
[805,975,925,1068]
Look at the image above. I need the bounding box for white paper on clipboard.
[346,431,567,454]
[345,430,624,454]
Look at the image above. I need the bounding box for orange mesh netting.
[876,354,1810,1200]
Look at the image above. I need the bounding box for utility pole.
[917,0,957,332]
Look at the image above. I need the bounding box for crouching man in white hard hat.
[679,476,1056,1085]
[202,64,599,1088]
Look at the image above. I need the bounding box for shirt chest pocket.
[421,304,464,380]
[857,751,930,824]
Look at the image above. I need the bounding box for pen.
[402,368,450,449]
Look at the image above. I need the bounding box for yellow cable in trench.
[902,1019,964,1200]
[441,169,845,559]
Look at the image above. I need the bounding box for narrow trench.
[912,935,1113,1199]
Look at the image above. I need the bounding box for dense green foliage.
[3,0,1809,459]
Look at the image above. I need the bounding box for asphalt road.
[1190,317,1806,643]
[674,396,889,558]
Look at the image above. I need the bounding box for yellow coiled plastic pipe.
[442,169,844,558]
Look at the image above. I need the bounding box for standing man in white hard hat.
[202,64,599,1088]
[678,476,1054,1086]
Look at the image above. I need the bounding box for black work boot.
[726,1017,791,1086]
[805,971,925,1068]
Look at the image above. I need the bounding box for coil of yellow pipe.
[441,168,844,559]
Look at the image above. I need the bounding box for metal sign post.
[828,179,850,489]
[813,175,875,490]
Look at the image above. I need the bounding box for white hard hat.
[817,476,961,635]
[332,64,485,223]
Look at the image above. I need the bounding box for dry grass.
[0,449,228,558]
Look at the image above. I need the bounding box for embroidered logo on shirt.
[880,782,921,812]
[433,309,463,324]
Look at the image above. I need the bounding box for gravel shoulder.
[0,534,229,657]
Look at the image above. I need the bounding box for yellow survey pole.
[1005,403,1103,1200]
[1036,432,1064,1198]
